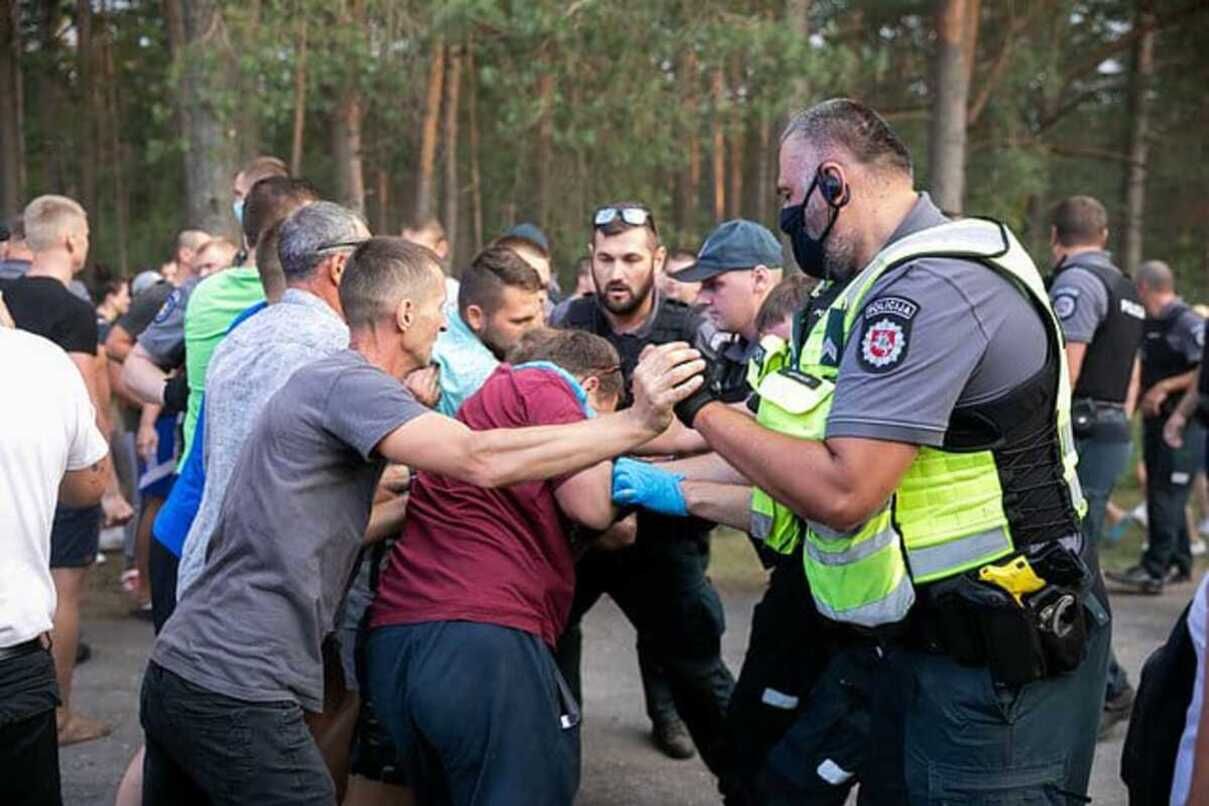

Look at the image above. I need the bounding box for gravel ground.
[61,534,1190,805]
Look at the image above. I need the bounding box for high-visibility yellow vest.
[747,218,1085,628]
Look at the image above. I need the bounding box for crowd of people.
[2,96,1208,806]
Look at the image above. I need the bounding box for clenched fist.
[630,342,706,434]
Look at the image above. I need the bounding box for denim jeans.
[140,662,334,805]
[1075,424,1133,699]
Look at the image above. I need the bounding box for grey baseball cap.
[670,219,784,282]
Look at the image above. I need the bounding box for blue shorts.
[367,621,580,805]
[137,412,181,499]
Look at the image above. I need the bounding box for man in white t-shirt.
[0,327,110,806]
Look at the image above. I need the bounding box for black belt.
[0,638,45,662]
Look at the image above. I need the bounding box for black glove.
[163,373,189,414]
[674,358,724,429]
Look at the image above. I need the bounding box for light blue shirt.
[432,308,500,416]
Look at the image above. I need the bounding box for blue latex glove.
[612,457,688,517]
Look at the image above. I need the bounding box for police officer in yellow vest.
[668,99,1111,803]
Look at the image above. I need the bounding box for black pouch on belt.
[927,575,1047,686]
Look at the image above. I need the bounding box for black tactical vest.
[1056,261,1145,404]
[1141,302,1199,395]
[558,295,700,407]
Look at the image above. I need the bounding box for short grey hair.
[782,98,913,177]
[1137,260,1174,292]
[278,201,367,282]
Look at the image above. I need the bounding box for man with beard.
[430,245,546,416]
[670,98,1106,803]
[551,202,735,773]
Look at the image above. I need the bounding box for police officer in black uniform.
[1045,196,1145,736]
[1109,260,1206,596]
[551,202,735,775]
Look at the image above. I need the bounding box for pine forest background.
[1,0,1207,292]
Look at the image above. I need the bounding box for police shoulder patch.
[153,290,181,325]
[1052,293,1077,320]
[858,296,917,373]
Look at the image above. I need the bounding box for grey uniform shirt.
[826,193,1049,446]
[152,349,428,710]
[137,275,200,369]
[175,290,351,597]
[1049,252,1120,344]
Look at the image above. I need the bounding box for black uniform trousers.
[719,542,834,805]
[555,531,735,775]
[1141,414,1204,580]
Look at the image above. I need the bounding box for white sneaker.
[1193,537,1208,557]
[1130,503,1148,529]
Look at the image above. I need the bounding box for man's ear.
[1049,226,1059,249]
[580,375,600,395]
[752,265,772,292]
[396,298,415,332]
[329,254,347,285]
[464,303,485,334]
[652,244,668,277]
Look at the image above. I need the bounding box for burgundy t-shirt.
[370,365,588,647]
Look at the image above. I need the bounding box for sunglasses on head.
[593,206,655,231]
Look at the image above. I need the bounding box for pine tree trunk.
[443,44,463,266]
[102,28,129,273]
[415,39,446,223]
[467,42,483,251]
[534,70,555,227]
[76,0,98,218]
[0,2,25,219]
[711,68,726,222]
[675,51,699,233]
[928,0,974,214]
[333,87,365,215]
[1120,0,1156,275]
[375,166,389,236]
[756,107,773,226]
[727,62,745,220]
[289,17,307,176]
[787,0,812,113]
[169,0,240,237]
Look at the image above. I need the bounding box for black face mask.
[779,172,846,280]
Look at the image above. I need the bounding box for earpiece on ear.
[819,169,843,205]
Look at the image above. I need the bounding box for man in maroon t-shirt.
[367,329,627,805]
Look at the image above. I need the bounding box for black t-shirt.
[0,275,97,355]
[115,281,174,341]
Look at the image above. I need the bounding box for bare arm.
[377,343,705,489]
[693,403,918,532]
[658,451,748,485]
[554,461,617,531]
[1124,357,1142,418]
[1141,367,1199,418]
[59,454,112,508]
[104,323,136,362]
[633,418,709,457]
[1064,342,1088,387]
[682,481,753,531]
[122,343,169,406]
[363,493,409,545]
[1188,592,1209,804]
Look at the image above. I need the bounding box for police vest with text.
[1140,302,1201,404]
[1052,261,1144,404]
[748,219,1086,628]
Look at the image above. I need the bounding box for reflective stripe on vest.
[749,217,1084,627]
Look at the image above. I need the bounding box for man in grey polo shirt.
[139,236,706,805]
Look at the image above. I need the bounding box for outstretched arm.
[377,343,705,488]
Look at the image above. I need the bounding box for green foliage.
[10,0,1209,291]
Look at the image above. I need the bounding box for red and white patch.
[860,318,906,368]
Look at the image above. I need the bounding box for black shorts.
[149,539,179,634]
[49,505,101,569]
[0,644,62,806]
